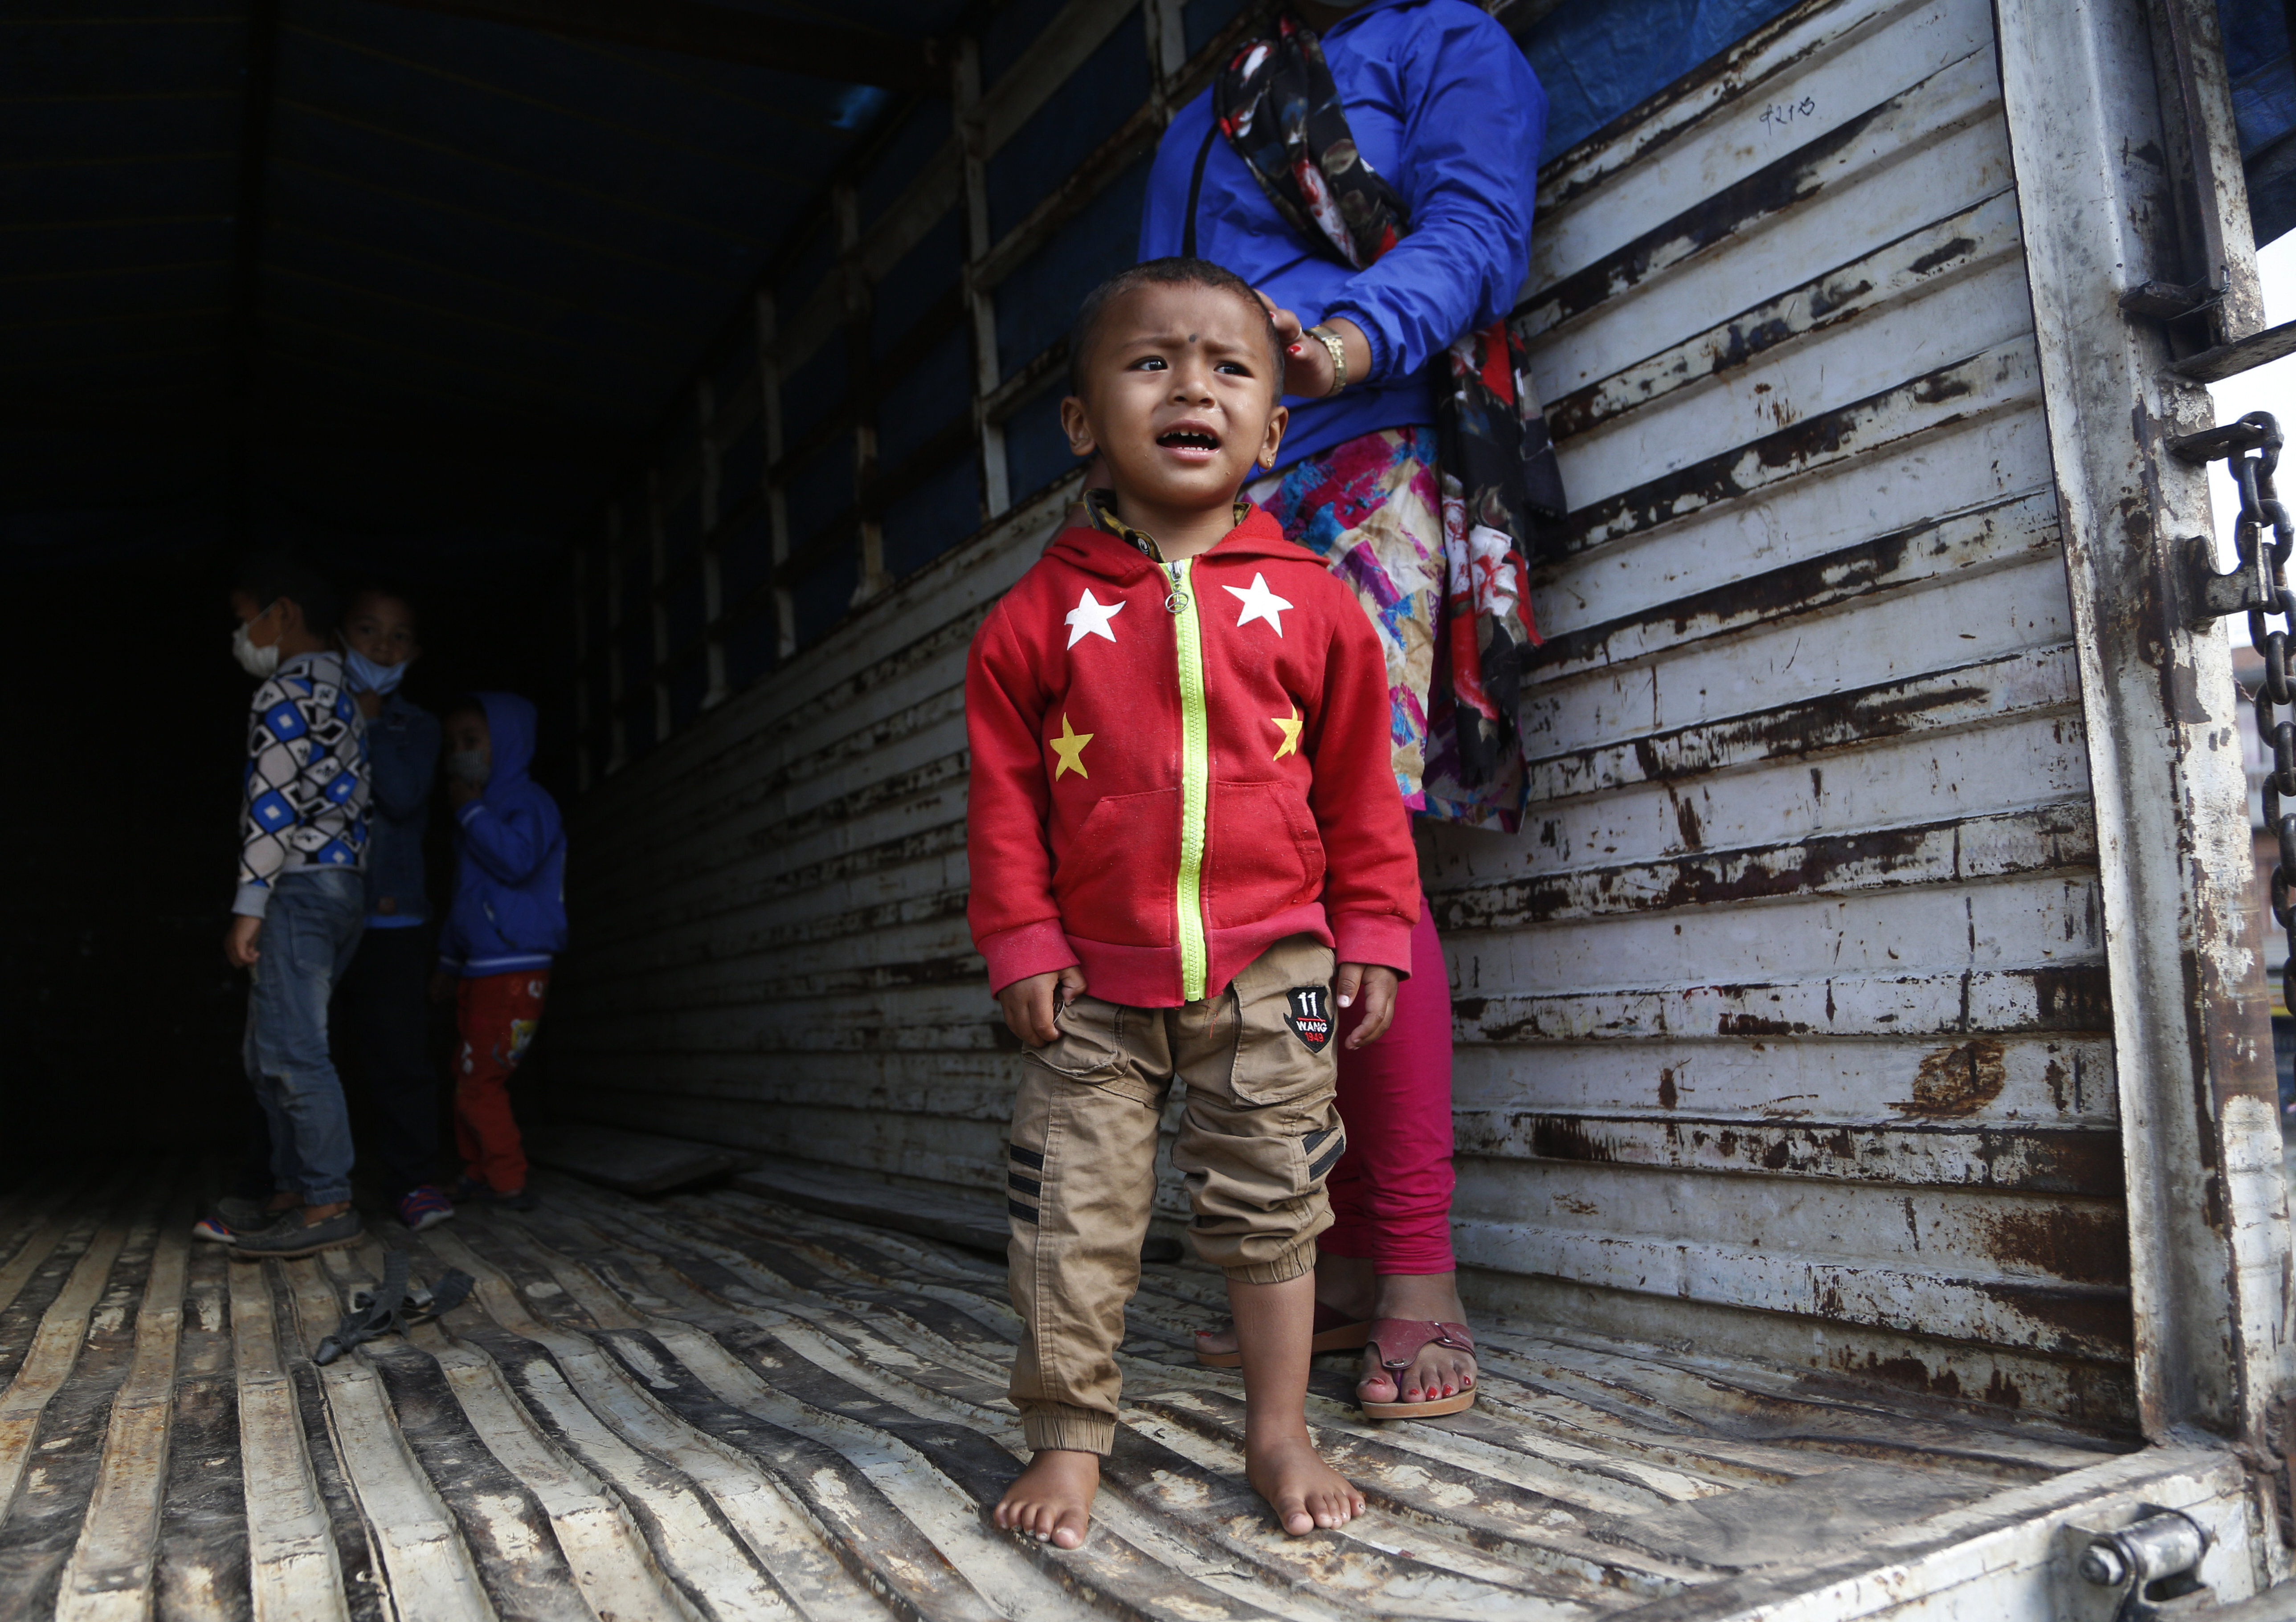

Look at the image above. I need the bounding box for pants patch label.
[1283,986,1333,1051]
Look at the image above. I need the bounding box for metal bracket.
[2171,417,2284,624]
[2060,1506,2214,1620]
[2123,277,2227,323]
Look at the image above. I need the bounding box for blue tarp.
[1524,0,1803,161]
[2222,0,2296,243]
[1526,0,2294,245]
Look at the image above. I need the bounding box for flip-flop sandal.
[1358,1319,1477,1418]
[1193,1300,1371,1368]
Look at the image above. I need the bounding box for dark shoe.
[231,1209,365,1260]
[216,1194,273,1228]
[491,1186,537,1212]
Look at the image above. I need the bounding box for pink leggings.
[1321,901,1456,1274]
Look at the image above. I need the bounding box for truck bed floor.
[0,1166,2151,1620]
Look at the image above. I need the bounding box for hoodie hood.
[1045,498,1302,583]
[475,691,538,793]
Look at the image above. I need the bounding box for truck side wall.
[549,0,2288,1439]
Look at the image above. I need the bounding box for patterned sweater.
[233,649,372,918]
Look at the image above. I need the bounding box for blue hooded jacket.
[438,692,568,977]
[1139,0,1547,475]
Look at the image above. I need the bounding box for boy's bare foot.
[1247,1433,1364,1536]
[995,1449,1098,1549]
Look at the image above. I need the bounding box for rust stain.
[1717,1011,1800,1036]
[1904,235,1979,277]
[2029,966,2110,1028]
[1657,1067,1679,1110]
[1890,1039,2006,1118]
[1977,1278,2133,1356]
[1981,1206,2130,1289]
[1822,1353,2022,1414]
[1529,1117,1619,1163]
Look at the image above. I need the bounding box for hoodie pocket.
[483,880,565,955]
[1205,779,1324,930]
[1052,788,1177,947]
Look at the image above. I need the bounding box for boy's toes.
[1051,1507,1088,1549]
[1277,1494,1316,1536]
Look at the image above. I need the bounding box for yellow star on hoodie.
[1049,713,1093,779]
[1270,703,1303,762]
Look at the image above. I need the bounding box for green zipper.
[1167,557,1211,1002]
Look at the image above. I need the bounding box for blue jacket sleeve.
[457,795,558,885]
[1321,10,1547,383]
[369,707,440,823]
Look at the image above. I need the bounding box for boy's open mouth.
[1156,427,1222,456]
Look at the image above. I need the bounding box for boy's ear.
[1059,394,1096,460]
[1256,403,1289,471]
[275,597,306,638]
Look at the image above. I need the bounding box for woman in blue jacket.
[1148,0,1548,1418]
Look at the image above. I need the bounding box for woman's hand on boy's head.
[1254,291,1368,401]
[1336,963,1398,1048]
[998,966,1087,1048]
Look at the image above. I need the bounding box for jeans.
[336,924,440,1199]
[242,868,366,1205]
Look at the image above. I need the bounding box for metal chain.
[2175,412,2296,1014]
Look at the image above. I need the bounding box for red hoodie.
[966,501,1420,1006]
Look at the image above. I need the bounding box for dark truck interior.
[8,0,2296,1616]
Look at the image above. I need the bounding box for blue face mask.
[344,649,406,695]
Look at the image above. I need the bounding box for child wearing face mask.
[333,587,451,1231]
[208,555,373,1260]
[430,693,567,1210]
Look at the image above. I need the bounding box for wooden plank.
[1524,647,2079,802]
[1559,254,2036,509]
[1451,1035,2120,1127]
[422,1299,799,1621]
[1452,963,2109,1044]
[1530,0,1997,295]
[1544,187,2023,443]
[0,1204,134,1528]
[734,1156,1009,1254]
[51,1210,190,1621]
[525,1122,760,1195]
[418,1228,883,1619]
[1436,712,2090,890]
[415,1321,695,1622]
[1456,1112,2122,1194]
[1434,803,2095,928]
[1450,1222,2130,1361]
[226,1256,348,1622]
[1525,555,2074,762]
[1554,336,2043,559]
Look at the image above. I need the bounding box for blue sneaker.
[396,1186,455,1232]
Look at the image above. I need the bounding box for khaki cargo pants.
[1004,935,1346,1454]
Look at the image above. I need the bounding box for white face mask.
[232,619,280,678]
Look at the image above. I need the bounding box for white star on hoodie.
[1224,572,1294,637]
[1064,587,1126,649]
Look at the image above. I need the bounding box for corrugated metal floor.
[0,1166,2145,1620]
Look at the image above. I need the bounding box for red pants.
[1321,903,1457,1274]
[454,970,547,1193]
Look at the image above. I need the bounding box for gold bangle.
[1307,324,1348,396]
